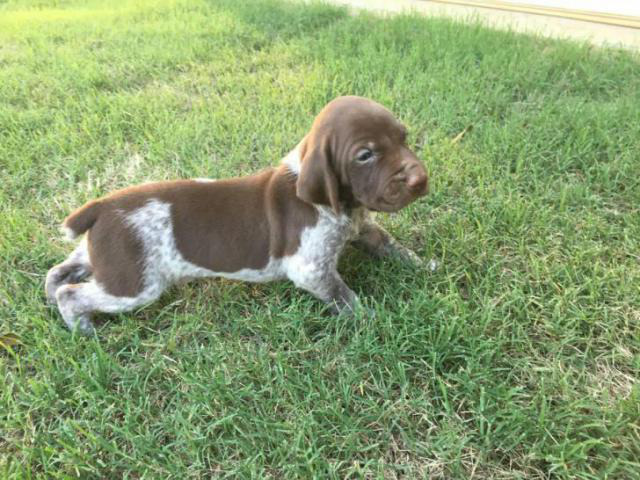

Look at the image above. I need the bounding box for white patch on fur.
[69,237,90,263]
[64,281,150,314]
[282,144,301,175]
[61,225,78,241]
[45,238,92,304]
[56,280,153,334]
[193,178,217,183]
[284,207,355,296]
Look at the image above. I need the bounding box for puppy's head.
[296,96,428,214]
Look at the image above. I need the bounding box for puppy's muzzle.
[406,168,428,197]
[400,156,429,199]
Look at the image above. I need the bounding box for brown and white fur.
[45,96,429,335]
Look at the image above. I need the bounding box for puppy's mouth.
[370,196,417,213]
[374,184,427,212]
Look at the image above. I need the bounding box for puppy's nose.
[407,172,428,195]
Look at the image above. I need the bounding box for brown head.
[296,96,428,214]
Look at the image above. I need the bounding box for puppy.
[45,96,429,334]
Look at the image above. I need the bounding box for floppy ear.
[296,141,341,214]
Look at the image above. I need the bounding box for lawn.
[1,0,639,478]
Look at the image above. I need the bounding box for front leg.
[353,221,423,266]
[289,266,359,315]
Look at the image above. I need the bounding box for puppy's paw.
[427,258,440,272]
[386,245,425,269]
[351,297,376,319]
[329,295,375,319]
[400,247,425,267]
[391,248,441,274]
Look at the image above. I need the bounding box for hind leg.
[45,239,92,304]
[55,280,162,335]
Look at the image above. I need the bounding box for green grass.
[1,0,639,477]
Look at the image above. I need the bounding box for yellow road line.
[426,0,640,28]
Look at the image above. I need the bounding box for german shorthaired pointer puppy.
[46,96,429,334]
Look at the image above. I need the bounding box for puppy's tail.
[62,200,102,240]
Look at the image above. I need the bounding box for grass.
[1,0,639,477]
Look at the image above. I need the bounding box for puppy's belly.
[172,257,287,284]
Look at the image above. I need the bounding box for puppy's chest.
[289,207,365,264]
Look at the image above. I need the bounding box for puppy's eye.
[356,149,374,163]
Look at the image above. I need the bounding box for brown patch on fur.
[169,167,318,270]
[266,166,319,258]
[87,208,145,297]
